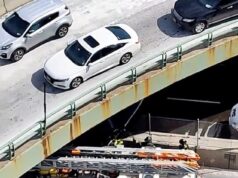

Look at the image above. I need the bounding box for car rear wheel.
[70,77,83,89]
[10,48,25,62]
[120,53,132,65]
[192,22,206,34]
[56,24,69,38]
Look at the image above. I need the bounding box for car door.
[41,12,59,38]
[96,44,127,70]
[104,43,127,67]
[85,50,104,78]
[24,12,59,49]
[209,0,238,24]
[86,44,127,78]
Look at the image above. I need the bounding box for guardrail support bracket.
[162,52,167,67]
[177,45,182,60]
[100,84,107,100]
[8,142,15,160]
[39,121,46,137]
[70,103,76,118]
[207,33,213,46]
[130,68,137,84]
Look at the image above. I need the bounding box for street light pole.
[43,82,47,135]
[148,113,152,140]
[196,118,200,152]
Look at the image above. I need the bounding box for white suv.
[0,0,73,62]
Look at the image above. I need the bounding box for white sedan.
[44,24,141,89]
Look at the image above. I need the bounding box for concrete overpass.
[1,19,238,177]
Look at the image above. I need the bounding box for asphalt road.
[0,0,231,146]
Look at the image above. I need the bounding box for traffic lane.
[0,0,175,145]
[0,0,167,90]
[0,0,231,145]
[0,0,232,144]
[119,0,193,56]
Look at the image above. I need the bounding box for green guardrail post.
[100,84,107,100]
[162,52,167,67]
[177,45,182,60]
[207,32,213,46]
[70,102,76,118]
[39,121,46,137]
[8,142,15,160]
[130,68,137,84]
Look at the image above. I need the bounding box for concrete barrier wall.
[0,0,31,16]
[198,149,238,170]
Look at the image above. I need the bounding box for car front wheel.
[10,48,25,62]
[56,24,69,38]
[192,22,206,34]
[70,77,83,89]
[120,53,132,65]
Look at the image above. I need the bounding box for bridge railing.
[0,19,238,160]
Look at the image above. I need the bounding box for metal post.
[148,113,152,140]
[177,45,182,60]
[100,84,107,100]
[207,33,213,46]
[43,82,47,135]
[196,118,200,152]
[70,103,76,118]
[8,142,15,160]
[162,52,167,68]
[130,68,137,84]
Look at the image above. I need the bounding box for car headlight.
[1,43,12,50]
[55,78,70,82]
[182,18,195,22]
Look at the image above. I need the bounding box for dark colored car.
[172,0,238,34]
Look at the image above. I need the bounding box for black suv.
[172,0,238,34]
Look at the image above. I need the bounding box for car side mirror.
[26,34,32,38]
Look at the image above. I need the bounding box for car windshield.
[199,0,221,9]
[2,12,30,37]
[106,26,131,40]
[64,41,91,66]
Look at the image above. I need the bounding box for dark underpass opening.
[72,55,238,146]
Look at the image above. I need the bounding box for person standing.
[179,139,189,149]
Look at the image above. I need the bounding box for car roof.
[17,0,64,23]
[78,26,121,54]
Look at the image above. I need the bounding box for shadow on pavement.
[0,59,13,66]
[31,68,64,94]
[157,14,191,37]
